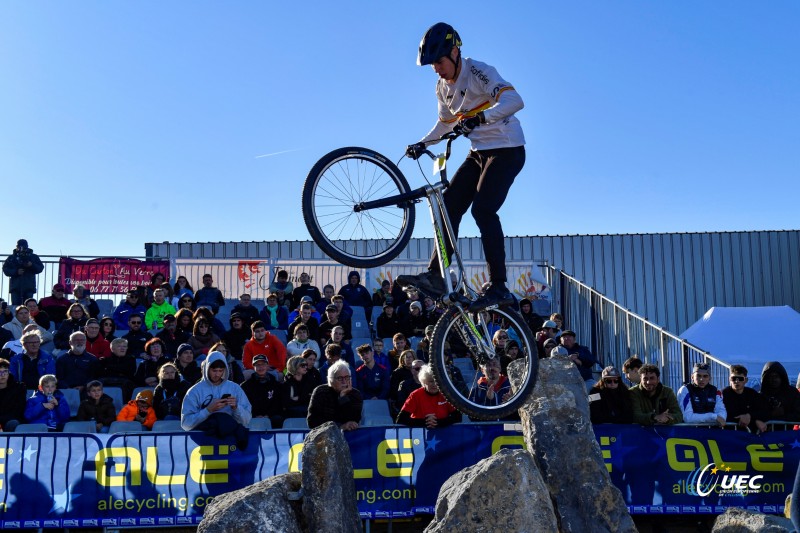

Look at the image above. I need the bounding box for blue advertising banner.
[0,424,796,528]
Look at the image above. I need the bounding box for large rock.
[301,421,362,533]
[425,448,558,533]
[711,507,793,532]
[198,472,303,533]
[508,357,637,533]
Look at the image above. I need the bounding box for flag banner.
[58,258,170,295]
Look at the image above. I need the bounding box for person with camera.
[629,364,683,426]
[3,239,44,306]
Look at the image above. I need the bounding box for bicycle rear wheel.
[429,305,538,420]
[302,147,416,268]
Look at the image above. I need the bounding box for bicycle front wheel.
[430,305,538,420]
[302,147,416,268]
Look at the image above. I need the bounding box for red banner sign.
[58,258,170,294]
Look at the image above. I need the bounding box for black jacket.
[760,361,800,421]
[0,376,27,426]
[307,384,363,429]
[242,373,284,418]
[589,384,634,424]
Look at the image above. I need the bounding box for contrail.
[255,149,300,159]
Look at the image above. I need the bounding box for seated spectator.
[259,293,289,331]
[121,313,153,359]
[560,330,597,390]
[320,343,351,381]
[542,338,558,359]
[84,318,111,359]
[402,301,427,339]
[181,353,252,449]
[0,357,27,432]
[172,276,194,306]
[175,343,202,386]
[188,318,221,358]
[0,323,36,361]
[677,362,727,427]
[372,279,393,308]
[9,330,55,386]
[117,389,157,430]
[331,294,353,323]
[420,294,441,329]
[324,326,355,368]
[112,290,146,330]
[287,302,321,340]
[500,339,522,375]
[307,360,363,431]
[396,364,461,428]
[760,361,800,422]
[396,359,424,414]
[242,354,285,428]
[376,301,403,340]
[315,284,336,316]
[387,333,408,371]
[518,298,544,333]
[135,338,169,387]
[174,308,195,336]
[56,331,99,392]
[38,283,71,325]
[302,349,323,387]
[231,293,260,328]
[630,364,683,426]
[145,273,167,307]
[223,313,250,362]
[550,313,564,331]
[71,285,100,318]
[372,338,390,369]
[389,350,416,406]
[536,320,559,359]
[242,321,287,377]
[193,307,227,338]
[443,352,469,397]
[193,273,225,315]
[355,343,390,400]
[176,293,196,313]
[145,288,177,330]
[622,356,643,387]
[291,272,321,309]
[287,324,321,358]
[55,303,91,350]
[269,269,294,308]
[152,362,189,421]
[156,314,189,358]
[76,380,117,433]
[100,317,117,342]
[396,287,420,318]
[3,305,53,343]
[589,366,633,424]
[25,298,50,330]
[338,270,372,319]
[468,358,511,408]
[723,364,768,433]
[98,338,137,401]
[24,374,70,431]
[208,341,244,384]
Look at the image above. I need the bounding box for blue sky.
[1,1,798,258]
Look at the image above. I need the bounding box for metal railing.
[547,266,730,392]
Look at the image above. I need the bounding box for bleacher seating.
[15,423,49,433]
[248,418,272,431]
[63,421,96,433]
[104,387,125,412]
[350,306,371,338]
[362,399,391,420]
[271,329,288,345]
[454,357,477,385]
[131,386,154,401]
[108,421,145,433]
[96,299,114,318]
[363,415,395,427]
[152,420,183,432]
[282,418,309,430]
[61,388,81,418]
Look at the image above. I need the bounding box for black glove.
[405,143,426,160]
[457,112,484,136]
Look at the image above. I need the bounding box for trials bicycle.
[301,131,537,419]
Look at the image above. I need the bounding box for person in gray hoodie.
[181,351,252,448]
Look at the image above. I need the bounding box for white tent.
[679,306,800,389]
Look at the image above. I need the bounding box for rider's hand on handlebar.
[457,112,484,136]
[405,142,426,160]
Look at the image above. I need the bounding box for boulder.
[712,507,793,532]
[197,472,303,533]
[301,421,362,533]
[508,357,636,533]
[425,448,558,533]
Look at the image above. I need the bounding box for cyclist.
[398,22,526,311]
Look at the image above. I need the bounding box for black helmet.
[417,22,462,66]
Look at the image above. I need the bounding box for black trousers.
[428,146,526,284]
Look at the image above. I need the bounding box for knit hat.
[135,389,154,406]
[410,301,423,312]
[177,343,193,357]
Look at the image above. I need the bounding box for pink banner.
[58,258,170,294]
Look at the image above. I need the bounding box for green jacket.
[630,383,683,425]
[144,301,177,330]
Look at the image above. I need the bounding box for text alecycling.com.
[97,494,214,512]
[356,488,416,504]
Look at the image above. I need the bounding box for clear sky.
[1,1,798,258]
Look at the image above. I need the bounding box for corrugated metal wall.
[147,230,800,334]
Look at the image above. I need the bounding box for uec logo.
[688,463,764,497]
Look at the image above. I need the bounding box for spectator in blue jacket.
[193,274,225,314]
[560,330,597,390]
[355,344,390,400]
[259,293,289,331]
[112,290,147,330]
[9,330,56,387]
[24,374,70,430]
[338,271,372,318]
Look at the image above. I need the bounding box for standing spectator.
[24,298,50,330]
[134,337,169,387]
[3,239,43,305]
[0,358,27,432]
[25,374,70,430]
[287,324,321,358]
[338,270,372,318]
[77,380,117,433]
[71,285,100,318]
[291,272,321,309]
[677,362,727,427]
[723,364,769,433]
[622,357,643,387]
[174,343,202,385]
[156,314,189,358]
[144,288,176,330]
[242,354,285,427]
[630,364,683,426]
[468,358,510,408]
[194,274,225,315]
[112,290,147,330]
[287,303,321,341]
[98,338,137,401]
[188,318,220,358]
[223,314,250,361]
[152,363,189,421]
[121,313,153,358]
[9,331,55,386]
[172,276,194,305]
[38,283,71,325]
[560,330,597,390]
[396,364,461,428]
[242,321,287,374]
[518,298,544,333]
[117,389,157,429]
[268,269,294,308]
[99,317,116,342]
[307,360,363,431]
[355,343,390,400]
[588,366,633,424]
[84,318,111,359]
[54,303,89,350]
[760,361,800,422]
[231,293,260,328]
[3,305,53,343]
[259,293,289,331]
[180,353,252,450]
[55,331,98,391]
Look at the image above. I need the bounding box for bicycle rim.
[429,305,538,420]
[302,147,415,268]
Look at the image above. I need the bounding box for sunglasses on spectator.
[604,378,619,384]
[130,321,142,325]
[298,363,308,368]
[730,376,746,382]
[497,335,508,340]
